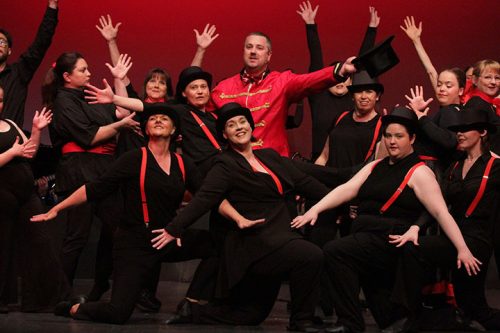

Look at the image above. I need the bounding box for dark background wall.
[1,0,499,156]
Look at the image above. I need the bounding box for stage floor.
[1,279,500,333]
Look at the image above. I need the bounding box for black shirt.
[445,153,500,246]
[86,148,201,231]
[0,7,58,127]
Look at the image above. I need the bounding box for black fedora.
[175,66,213,102]
[140,102,180,137]
[382,107,418,132]
[216,102,255,139]
[347,70,384,94]
[352,35,399,78]
[448,108,497,133]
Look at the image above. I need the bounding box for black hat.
[352,35,399,78]
[140,102,180,137]
[216,102,255,138]
[175,66,213,101]
[448,108,497,133]
[347,70,384,94]
[382,107,418,132]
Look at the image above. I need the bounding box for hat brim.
[448,122,497,134]
[352,35,399,78]
[216,106,255,139]
[175,72,213,99]
[348,83,384,94]
[140,103,180,137]
[382,114,417,132]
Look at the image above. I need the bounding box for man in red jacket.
[209,32,355,156]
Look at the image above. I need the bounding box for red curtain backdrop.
[1,0,499,155]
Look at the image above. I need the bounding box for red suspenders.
[252,157,284,195]
[379,161,425,214]
[140,147,185,225]
[450,156,497,218]
[334,111,382,162]
[190,111,222,151]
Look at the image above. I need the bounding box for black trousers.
[74,228,218,324]
[324,232,406,332]
[193,239,323,327]
[59,192,121,289]
[393,235,500,331]
[0,188,69,310]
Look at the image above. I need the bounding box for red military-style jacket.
[209,66,338,156]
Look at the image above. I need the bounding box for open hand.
[297,1,319,25]
[96,14,122,42]
[151,228,181,250]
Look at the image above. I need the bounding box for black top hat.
[175,66,213,102]
[216,102,255,139]
[448,108,497,133]
[347,70,384,94]
[382,107,418,132]
[140,102,180,138]
[352,35,399,78]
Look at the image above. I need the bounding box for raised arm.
[29,107,52,150]
[400,16,438,89]
[190,24,219,67]
[409,166,481,275]
[291,160,376,228]
[105,53,134,118]
[297,1,322,72]
[96,15,130,86]
[358,6,379,55]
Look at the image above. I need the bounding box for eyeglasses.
[0,39,8,47]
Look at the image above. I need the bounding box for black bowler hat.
[352,35,399,78]
[216,102,255,138]
[140,102,180,137]
[175,66,213,102]
[448,108,497,133]
[382,107,418,132]
[347,70,384,94]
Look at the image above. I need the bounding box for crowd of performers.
[1,1,500,332]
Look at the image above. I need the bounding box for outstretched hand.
[32,107,53,130]
[194,24,219,50]
[405,85,433,118]
[297,1,319,25]
[106,53,133,80]
[237,218,266,229]
[291,207,319,229]
[388,226,420,247]
[457,249,482,276]
[31,209,58,223]
[400,16,422,42]
[151,228,181,250]
[96,14,122,42]
[85,79,115,104]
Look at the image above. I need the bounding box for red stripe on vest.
[379,162,425,214]
[190,111,222,151]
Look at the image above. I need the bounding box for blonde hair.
[472,59,500,77]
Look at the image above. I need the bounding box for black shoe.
[0,303,8,314]
[86,281,110,302]
[325,324,354,333]
[136,289,162,313]
[165,299,193,324]
[54,295,87,317]
[287,320,320,332]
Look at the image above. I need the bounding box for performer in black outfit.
[297,3,379,161]
[293,107,480,333]
[160,102,333,332]
[0,0,58,126]
[0,85,67,313]
[47,52,140,301]
[32,103,218,324]
[394,108,500,332]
